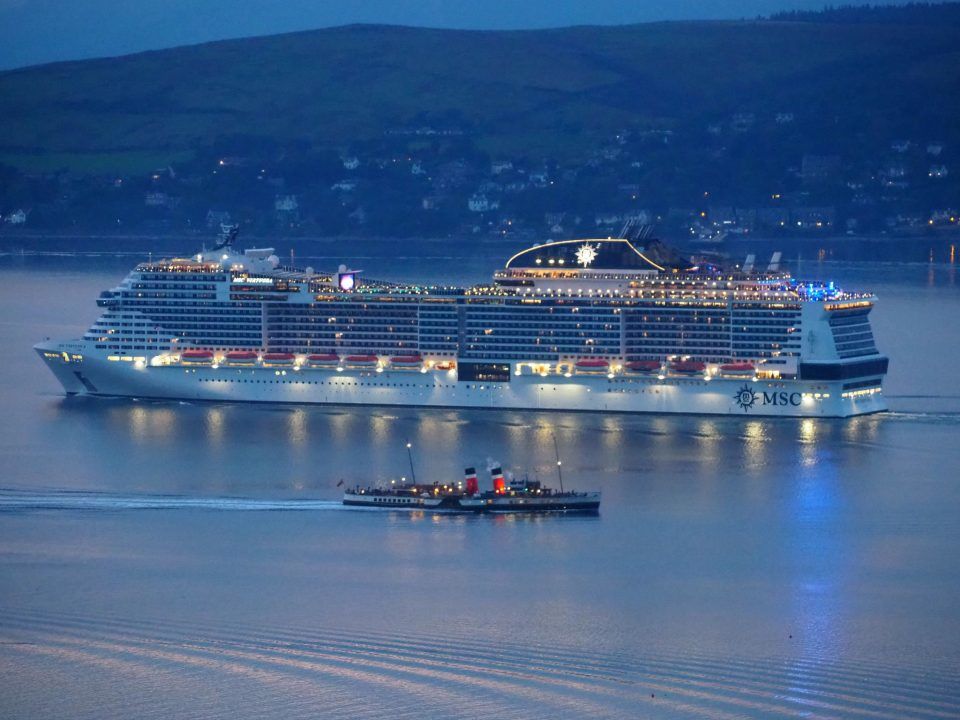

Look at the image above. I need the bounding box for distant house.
[274,195,299,225]
[528,171,549,187]
[775,112,795,124]
[144,192,169,207]
[929,165,949,178]
[730,113,755,132]
[886,214,924,229]
[544,212,565,226]
[411,161,426,176]
[800,154,841,180]
[468,194,499,212]
[594,213,623,227]
[274,195,298,212]
[3,209,27,225]
[491,160,513,175]
[926,143,944,156]
[331,179,358,192]
[707,123,723,136]
[791,207,835,229]
[891,140,911,153]
[930,209,958,224]
[709,206,737,225]
[421,195,442,210]
[881,179,909,190]
[205,210,231,228]
[342,156,360,170]
[756,207,790,228]
[348,206,367,224]
[504,181,528,194]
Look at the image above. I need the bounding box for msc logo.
[733,384,803,412]
[732,384,757,412]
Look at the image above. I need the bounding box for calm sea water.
[0,239,958,719]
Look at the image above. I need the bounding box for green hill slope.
[1,18,957,172]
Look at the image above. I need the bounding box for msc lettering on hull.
[733,384,803,412]
[763,391,802,406]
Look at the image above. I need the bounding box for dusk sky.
[0,0,914,70]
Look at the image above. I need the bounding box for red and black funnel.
[491,465,505,493]
[464,467,479,495]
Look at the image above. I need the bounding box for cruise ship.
[35,230,888,417]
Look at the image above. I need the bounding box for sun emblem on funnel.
[733,384,757,412]
[575,242,599,267]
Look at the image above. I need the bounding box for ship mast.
[406,441,417,484]
[552,433,564,493]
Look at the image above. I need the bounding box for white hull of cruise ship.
[35,233,890,419]
[35,341,887,418]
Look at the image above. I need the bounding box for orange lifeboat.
[262,352,296,366]
[719,362,755,377]
[575,359,610,373]
[344,354,379,367]
[390,354,423,369]
[625,360,661,374]
[306,353,340,367]
[223,351,258,365]
[670,360,707,375]
[180,349,213,364]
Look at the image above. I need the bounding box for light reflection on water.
[1,253,960,717]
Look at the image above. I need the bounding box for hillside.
[0,7,958,238]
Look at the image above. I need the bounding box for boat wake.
[0,489,341,512]
[882,410,960,424]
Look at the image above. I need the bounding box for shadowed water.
[0,241,958,718]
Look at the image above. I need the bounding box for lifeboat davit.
[223,351,258,365]
[344,354,380,367]
[262,352,296,366]
[306,353,340,367]
[670,360,707,375]
[625,360,662,374]
[575,359,610,373]
[390,354,423,369]
[719,362,755,377]
[180,349,213,364]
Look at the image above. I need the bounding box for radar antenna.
[213,223,239,251]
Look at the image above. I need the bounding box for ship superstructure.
[36,234,888,417]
